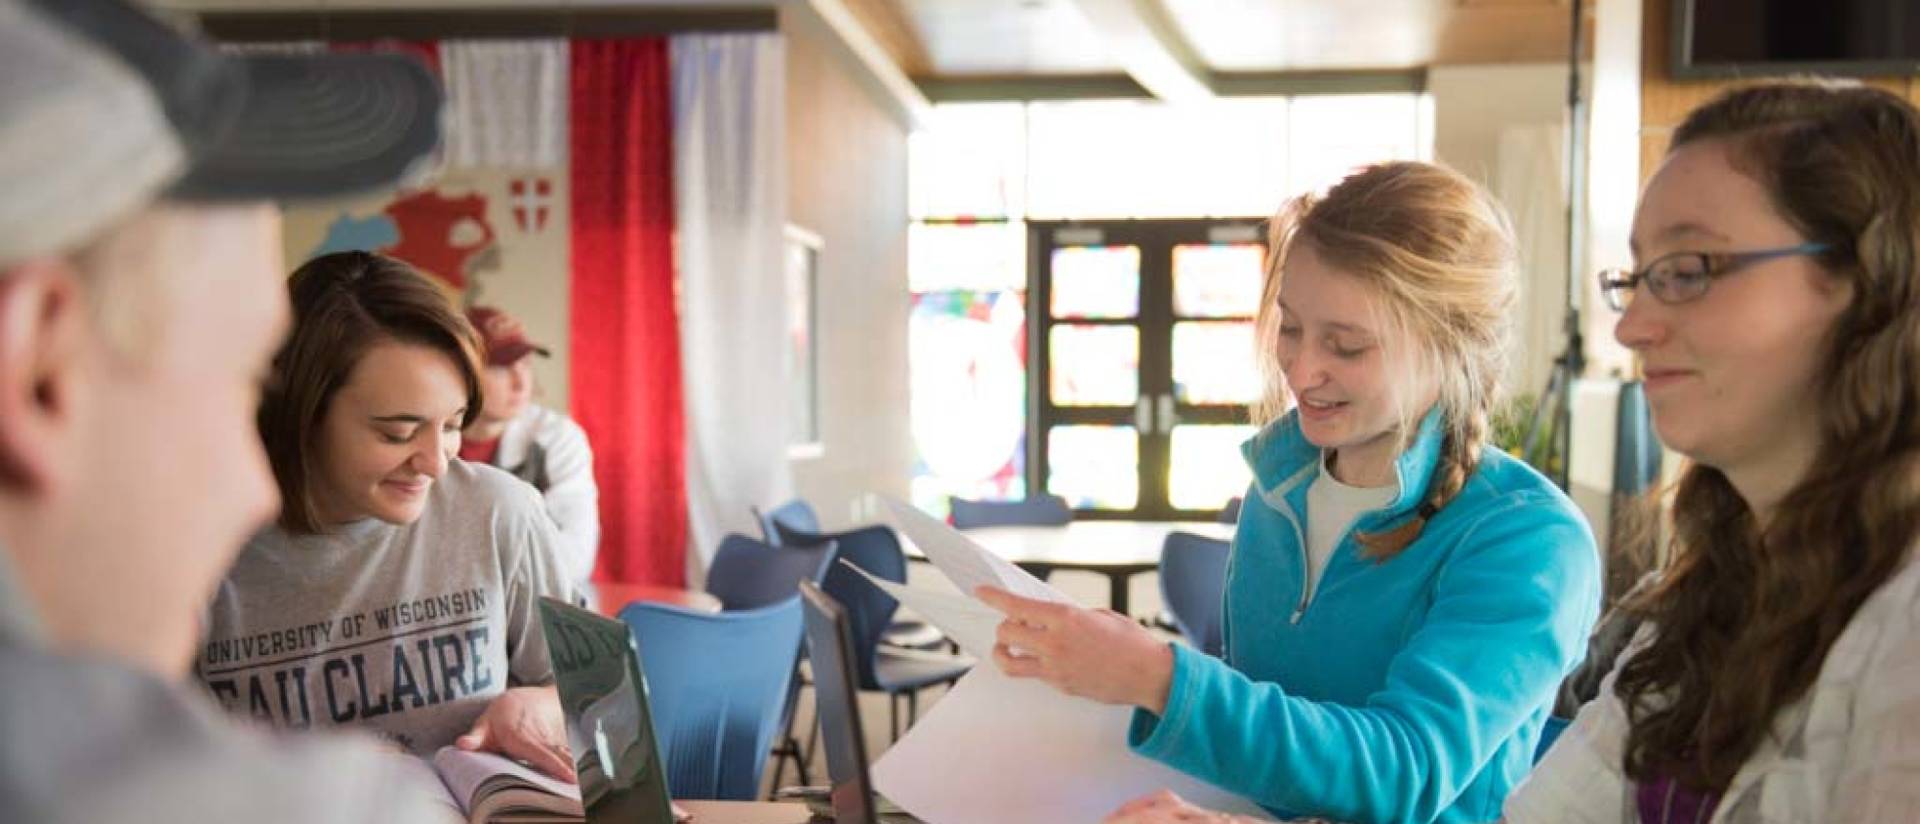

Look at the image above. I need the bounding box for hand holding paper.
[854,495,1269,824]
[976,585,1176,713]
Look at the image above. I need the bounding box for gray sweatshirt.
[196,460,576,754]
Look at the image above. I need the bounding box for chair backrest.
[774,522,904,690]
[948,494,1072,529]
[618,598,804,801]
[1158,531,1231,657]
[753,499,822,546]
[704,533,836,612]
[798,581,879,824]
[1219,496,1243,525]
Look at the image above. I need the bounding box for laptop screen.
[799,581,879,824]
[539,597,677,824]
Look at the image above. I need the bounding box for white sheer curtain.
[442,39,569,170]
[672,33,792,585]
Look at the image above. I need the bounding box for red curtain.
[569,39,687,586]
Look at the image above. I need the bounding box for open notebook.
[410,596,694,824]
[431,745,584,824]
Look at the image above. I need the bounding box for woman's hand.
[1105,790,1256,823]
[457,685,577,782]
[975,586,1175,712]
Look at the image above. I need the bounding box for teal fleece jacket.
[1129,408,1601,824]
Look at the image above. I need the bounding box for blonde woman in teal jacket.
[978,161,1602,824]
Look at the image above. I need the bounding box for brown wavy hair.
[1616,80,1920,790]
[1254,161,1519,558]
[257,252,484,533]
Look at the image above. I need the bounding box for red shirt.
[459,437,501,466]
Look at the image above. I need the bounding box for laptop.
[796,580,915,824]
[538,597,679,824]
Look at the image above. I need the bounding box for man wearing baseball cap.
[461,305,601,593]
[0,0,455,820]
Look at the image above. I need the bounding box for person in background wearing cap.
[461,305,601,593]
[0,0,458,821]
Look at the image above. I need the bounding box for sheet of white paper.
[878,495,1068,603]
[873,668,1271,824]
[842,561,1003,660]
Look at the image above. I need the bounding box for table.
[592,582,724,618]
[676,800,814,823]
[909,520,1235,616]
[677,799,923,823]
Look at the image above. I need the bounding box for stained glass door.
[1033,220,1266,520]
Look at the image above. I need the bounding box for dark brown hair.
[1617,80,1920,790]
[257,252,484,533]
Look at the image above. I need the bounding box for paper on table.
[878,495,1068,603]
[841,561,1003,660]
[872,668,1272,824]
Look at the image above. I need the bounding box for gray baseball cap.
[0,0,443,265]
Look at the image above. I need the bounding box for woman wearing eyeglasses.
[1501,79,1920,823]
[1102,79,1920,824]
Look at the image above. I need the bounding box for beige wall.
[280,167,575,409]
[1430,63,1574,399]
[782,7,914,530]
[1431,64,1569,184]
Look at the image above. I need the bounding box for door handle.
[1135,396,1153,433]
[1158,394,1178,434]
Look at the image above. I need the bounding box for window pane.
[1026,98,1289,219]
[1173,243,1264,318]
[1050,245,1139,319]
[910,103,1026,219]
[1288,94,1425,197]
[910,222,1027,292]
[1172,321,1259,405]
[1049,324,1138,406]
[1169,425,1257,510]
[1048,425,1138,510]
[910,290,1029,513]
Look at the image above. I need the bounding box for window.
[909,94,1430,517]
[785,225,823,457]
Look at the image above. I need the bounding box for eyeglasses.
[1596,243,1831,312]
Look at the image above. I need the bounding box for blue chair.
[1158,531,1231,657]
[775,523,974,739]
[704,533,836,611]
[699,533,833,790]
[754,499,821,546]
[947,494,1072,529]
[1218,496,1243,525]
[619,598,804,801]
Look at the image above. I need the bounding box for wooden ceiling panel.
[841,0,934,76]
[1168,0,1577,71]
[894,0,1123,76]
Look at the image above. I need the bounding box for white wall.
[783,6,915,530]
[1430,63,1576,404]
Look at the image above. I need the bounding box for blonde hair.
[1254,161,1519,558]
